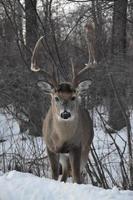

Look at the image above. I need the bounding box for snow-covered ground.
[0,108,133,199]
[0,170,133,200]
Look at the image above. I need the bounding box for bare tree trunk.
[108,0,127,130]
[25,0,43,136]
[92,0,106,62]
[111,0,127,56]
[25,0,38,63]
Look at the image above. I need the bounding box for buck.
[31,36,94,184]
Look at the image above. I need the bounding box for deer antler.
[72,65,94,87]
[85,21,97,66]
[31,36,57,87]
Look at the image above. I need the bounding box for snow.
[0,112,19,138]
[0,108,133,199]
[0,114,49,183]
[0,170,132,200]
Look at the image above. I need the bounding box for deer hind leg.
[47,148,59,180]
[69,146,81,184]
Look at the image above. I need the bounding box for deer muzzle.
[61,111,71,119]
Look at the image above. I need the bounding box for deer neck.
[53,112,79,142]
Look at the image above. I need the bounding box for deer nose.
[61,111,71,119]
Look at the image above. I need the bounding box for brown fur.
[43,86,94,183]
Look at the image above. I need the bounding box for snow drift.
[0,171,132,200]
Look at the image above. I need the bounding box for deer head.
[31,36,92,120]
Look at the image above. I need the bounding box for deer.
[31,36,94,184]
[85,21,97,67]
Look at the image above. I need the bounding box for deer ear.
[37,81,53,94]
[77,80,92,95]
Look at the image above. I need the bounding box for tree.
[108,0,128,130]
[25,0,38,63]
[24,0,46,136]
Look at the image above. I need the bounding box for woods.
[0,0,133,189]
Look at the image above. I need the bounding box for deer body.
[42,86,94,183]
[31,36,94,183]
[43,104,93,158]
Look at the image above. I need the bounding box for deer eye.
[55,97,59,102]
[71,96,76,101]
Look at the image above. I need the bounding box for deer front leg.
[69,146,81,184]
[47,148,59,180]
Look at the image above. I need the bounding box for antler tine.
[31,36,44,72]
[70,58,75,81]
[31,36,58,87]
[38,68,58,88]
[73,65,95,87]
